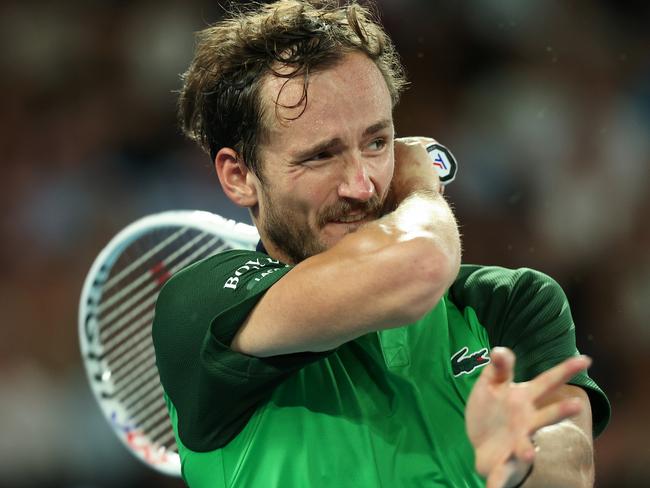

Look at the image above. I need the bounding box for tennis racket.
[78,142,458,477]
[79,211,259,476]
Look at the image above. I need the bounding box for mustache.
[316,194,384,227]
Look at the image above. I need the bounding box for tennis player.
[152,1,610,486]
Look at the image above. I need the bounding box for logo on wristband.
[426,143,458,185]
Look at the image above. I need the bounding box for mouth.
[324,213,376,233]
[332,212,368,224]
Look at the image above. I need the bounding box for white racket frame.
[78,210,259,476]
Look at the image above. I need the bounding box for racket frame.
[78,210,258,476]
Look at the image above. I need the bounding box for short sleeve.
[448,264,611,437]
[153,250,332,452]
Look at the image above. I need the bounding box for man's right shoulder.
[152,247,293,367]
[159,249,278,294]
[154,248,291,328]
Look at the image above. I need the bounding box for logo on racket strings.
[111,411,169,465]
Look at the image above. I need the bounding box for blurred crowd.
[0,0,648,486]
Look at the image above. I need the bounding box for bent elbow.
[398,237,461,321]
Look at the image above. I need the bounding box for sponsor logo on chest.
[451,346,490,377]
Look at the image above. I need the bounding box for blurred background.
[0,0,648,486]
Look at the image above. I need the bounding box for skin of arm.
[522,386,594,488]
[231,139,462,357]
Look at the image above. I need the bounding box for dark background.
[0,0,648,486]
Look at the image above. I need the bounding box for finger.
[396,136,437,147]
[489,458,535,488]
[529,355,591,400]
[394,137,433,152]
[514,435,536,464]
[393,138,433,166]
[481,347,515,385]
[486,460,516,488]
[531,397,584,432]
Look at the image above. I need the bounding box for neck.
[254,227,296,264]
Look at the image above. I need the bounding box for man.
[153,1,610,487]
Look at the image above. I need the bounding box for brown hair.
[178,0,407,178]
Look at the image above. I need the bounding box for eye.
[301,152,332,165]
[367,138,386,151]
[310,152,331,161]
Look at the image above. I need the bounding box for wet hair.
[178,0,407,178]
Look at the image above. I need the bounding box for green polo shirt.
[152,251,610,487]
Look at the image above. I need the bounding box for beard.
[259,187,384,264]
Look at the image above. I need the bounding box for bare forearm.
[524,422,594,488]
[234,190,460,356]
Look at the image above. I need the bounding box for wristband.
[426,142,458,185]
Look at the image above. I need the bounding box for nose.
[337,158,375,202]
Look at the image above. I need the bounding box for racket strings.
[143,421,172,448]
[124,379,164,415]
[134,398,171,431]
[155,429,177,451]
[98,237,229,363]
[112,353,157,391]
[99,233,227,359]
[99,229,210,319]
[107,317,157,374]
[92,226,232,460]
[99,231,216,339]
[127,384,166,420]
[101,228,189,295]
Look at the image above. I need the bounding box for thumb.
[480,347,515,386]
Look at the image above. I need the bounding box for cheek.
[295,173,339,210]
[267,183,319,223]
[373,155,395,198]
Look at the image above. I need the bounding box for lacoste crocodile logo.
[451,347,490,377]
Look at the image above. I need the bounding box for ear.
[215,148,258,207]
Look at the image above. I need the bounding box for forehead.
[259,52,393,149]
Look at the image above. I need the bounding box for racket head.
[79,210,259,476]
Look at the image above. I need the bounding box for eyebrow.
[292,119,393,161]
[362,119,393,138]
